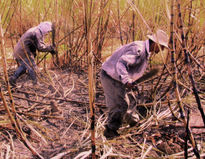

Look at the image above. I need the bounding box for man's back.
[13,27,38,59]
[102,40,149,84]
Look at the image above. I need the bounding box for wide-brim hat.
[147,29,169,48]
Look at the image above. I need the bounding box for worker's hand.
[50,46,57,55]
[50,50,56,55]
[125,82,133,89]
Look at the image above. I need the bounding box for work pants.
[13,56,37,82]
[100,70,128,131]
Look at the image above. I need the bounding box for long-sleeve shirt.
[102,40,150,84]
[13,23,53,60]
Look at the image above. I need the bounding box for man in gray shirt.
[100,30,169,139]
[9,21,56,87]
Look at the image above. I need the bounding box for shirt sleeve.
[116,45,142,84]
[35,30,53,52]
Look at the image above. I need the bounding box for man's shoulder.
[21,27,37,39]
[24,27,37,34]
[132,40,146,49]
[123,41,146,54]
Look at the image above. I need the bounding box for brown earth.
[0,68,205,158]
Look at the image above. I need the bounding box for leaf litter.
[0,66,205,158]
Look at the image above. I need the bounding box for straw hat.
[147,29,169,48]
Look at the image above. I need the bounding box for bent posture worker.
[9,21,56,87]
[100,30,169,139]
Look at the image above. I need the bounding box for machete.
[132,68,159,85]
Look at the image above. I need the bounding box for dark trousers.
[100,70,128,131]
[13,56,37,81]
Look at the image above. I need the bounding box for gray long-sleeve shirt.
[13,22,53,60]
[102,40,150,84]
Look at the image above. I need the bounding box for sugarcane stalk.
[52,22,59,66]
[167,93,182,122]
[0,85,20,138]
[4,0,18,35]
[8,89,105,107]
[94,0,110,62]
[0,17,44,159]
[37,52,49,65]
[37,25,83,66]
[88,48,96,159]
[169,0,186,122]
[84,0,96,158]
[0,16,22,133]
[132,0,135,41]
[176,1,200,158]
[57,25,83,45]
[184,109,190,159]
[0,0,9,17]
[185,0,193,45]
[2,0,12,27]
[169,7,194,158]
[127,0,151,32]
[0,86,43,159]
[117,0,123,45]
[177,0,205,126]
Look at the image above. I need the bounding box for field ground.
[0,65,205,158]
[0,0,205,158]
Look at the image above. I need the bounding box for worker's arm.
[116,45,142,85]
[35,30,54,53]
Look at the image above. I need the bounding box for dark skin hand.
[126,82,133,89]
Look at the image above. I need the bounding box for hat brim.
[147,35,168,48]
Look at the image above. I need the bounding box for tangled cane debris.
[0,63,204,158]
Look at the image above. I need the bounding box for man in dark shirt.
[9,21,56,87]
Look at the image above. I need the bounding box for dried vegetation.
[0,0,205,158]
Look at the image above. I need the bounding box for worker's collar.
[145,40,150,53]
[145,40,150,58]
